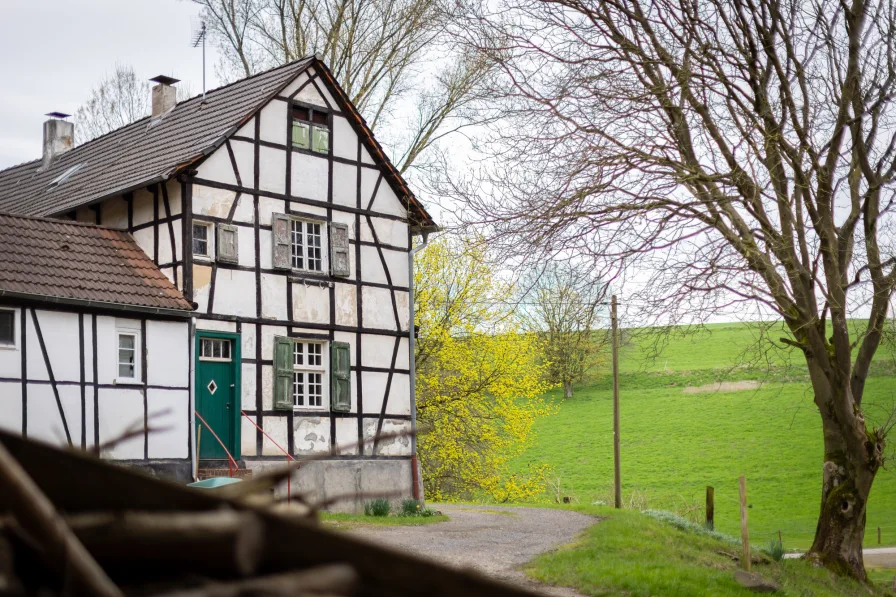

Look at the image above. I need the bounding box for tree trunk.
[805,375,882,580]
[563,381,574,399]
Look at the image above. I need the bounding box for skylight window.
[47,163,85,189]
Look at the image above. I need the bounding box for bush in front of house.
[364,498,391,517]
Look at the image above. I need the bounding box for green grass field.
[526,505,894,596]
[510,323,896,550]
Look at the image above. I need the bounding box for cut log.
[67,510,264,580]
[149,564,357,597]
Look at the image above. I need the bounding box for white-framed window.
[290,219,326,273]
[0,308,16,349]
[200,338,232,362]
[192,221,213,259]
[292,341,327,409]
[115,327,141,384]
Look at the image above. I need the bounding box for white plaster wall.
[238,226,256,268]
[368,419,412,456]
[292,283,330,324]
[361,146,375,165]
[395,337,410,370]
[233,193,255,223]
[386,373,411,416]
[371,217,409,249]
[372,181,407,218]
[313,77,339,109]
[102,197,129,229]
[279,72,310,98]
[291,153,328,202]
[26,310,80,382]
[332,162,356,208]
[382,249,409,287]
[360,246,389,285]
[258,229,273,270]
[259,146,286,195]
[26,384,81,447]
[132,189,155,226]
[146,389,189,458]
[241,363,256,410]
[0,382,22,433]
[332,116,357,161]
[360,335,399,369]
[192,264,213,314]
[260,325,288,362]
[334,283,357,327]
[261,274,288,320]
[197,145,238,187]
[165,179,183,215]
[361,287,398,330]
[261,365,274,410]
[241,414,258,457]
[241,324,256,357]
[147,320,189,387]
[361,371,389,414]
[334,417,358,455]
[131,227,155,265]
[294,81,328,107]
[262,415,288,455]
[293,416,330,455]
[258,195,286,226]
[395,291,410,331]
[360,168,379,208]
[259,99,288,146]
[194,185,238,219]
[156,223,182,265]
[98,387,144,459]
[196,319,237,333]
[213,269,257,318]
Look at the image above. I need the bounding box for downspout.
[408,229,432,504]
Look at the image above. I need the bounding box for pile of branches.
[0,429,537,597]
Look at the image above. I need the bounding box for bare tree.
[444,0,896,580]
[75,65,192,144]
[193,0,493,172]
[525,263,609,398]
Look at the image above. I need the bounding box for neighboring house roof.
[0,57,436,229]
[0,213,193,314]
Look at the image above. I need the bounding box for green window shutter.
[331,341,351,412]
[312,125,330,154]
[272,213,291,270]
[292,121,310,149]
[273,336,293,411]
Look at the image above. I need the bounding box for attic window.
[47,163,85,189]
[291,105,329,154]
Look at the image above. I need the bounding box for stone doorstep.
[197,468,254,481]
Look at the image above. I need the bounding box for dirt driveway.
[345,504,594,596]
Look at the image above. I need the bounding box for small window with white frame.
[0,309,16,349]
[290,218,326,273]
[192,221,213,259]
[200,338,232,361]
[292,341,327,409]
[116,327,141,383]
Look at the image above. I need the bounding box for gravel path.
[346,504,595,596]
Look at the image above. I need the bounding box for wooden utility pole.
[739,475,751,572]
[612,295,621,509]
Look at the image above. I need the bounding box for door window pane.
[0,311,13,345]
[118,334,136,378]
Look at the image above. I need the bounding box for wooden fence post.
[738,476,750,572]
[705,486,714,530]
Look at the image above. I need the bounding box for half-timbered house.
[0,56,438,508]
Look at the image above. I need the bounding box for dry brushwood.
[0,429,544,597]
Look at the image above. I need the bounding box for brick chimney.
[41,112,74,170]
[150,75,180,118]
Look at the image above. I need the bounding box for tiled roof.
[0,57,436,228]
[0,213,193,312]
[0,58,315,217]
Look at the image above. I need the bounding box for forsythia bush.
[414,237,555,502]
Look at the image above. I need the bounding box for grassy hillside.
[510,322,896,550]
[526,505,895,596]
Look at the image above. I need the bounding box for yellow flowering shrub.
[414,237,555,502]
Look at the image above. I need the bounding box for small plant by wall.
[364,498,391,517]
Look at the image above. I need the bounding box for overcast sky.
[0,1,220,169]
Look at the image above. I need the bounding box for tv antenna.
[191,19,208,101]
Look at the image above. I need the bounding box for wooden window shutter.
[331,342,351,412]
[292,121,310,149]
[272,213,291,269]
[217,224,238,264]
[329,222,350,277]
[312,125,330,154]
[273,336,293,411]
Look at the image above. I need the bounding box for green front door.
[196,332,241,460]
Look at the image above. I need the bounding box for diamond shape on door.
[207,380,217,395]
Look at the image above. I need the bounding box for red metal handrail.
[194,410,239,478]
[241,410,298,501]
